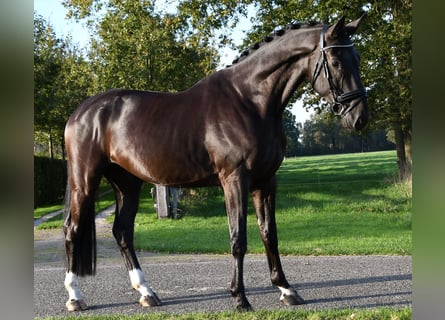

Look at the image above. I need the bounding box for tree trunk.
[404,128,412,165]
[49,132,54,160]
[403,127,412,180]
[394,127,411,180]
[61,136,66,161]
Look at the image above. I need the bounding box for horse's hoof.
[66,299,88,311]
[139,292,162,307]
[235,297,253,312]
[280,290,305,305]
[236,303,253,312]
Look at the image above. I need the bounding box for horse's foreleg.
[108,172,161,308]
[220,167,252,311]
[251,176,305,306]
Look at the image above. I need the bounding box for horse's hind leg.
[105,165,162,307]
[63,159,103,311]
[251,176,305,306]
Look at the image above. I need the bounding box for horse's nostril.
[354,116,367,130]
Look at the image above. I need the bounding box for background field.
[34,150,411,256]
[131,150,411,255]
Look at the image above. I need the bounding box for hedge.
[34,156,67,208]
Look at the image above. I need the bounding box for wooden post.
[155,185,170,219]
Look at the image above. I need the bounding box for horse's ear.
[326,14,366,40]
[344,13,366,35]
[325,16,346,40]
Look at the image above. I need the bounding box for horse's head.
[310,15,369,130]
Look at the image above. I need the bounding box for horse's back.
[65,88,217,186]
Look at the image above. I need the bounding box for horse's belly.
[111,147,218,187]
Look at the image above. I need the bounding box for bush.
[34,156,67,208]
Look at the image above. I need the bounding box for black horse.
[63,15,368,311]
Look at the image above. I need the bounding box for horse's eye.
[332,60,340,68]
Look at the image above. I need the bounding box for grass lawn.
[34,204,64,220]
[131,150,411,255]
[35,307,412,320]
[34,183,116,229]
[34,150,411,256]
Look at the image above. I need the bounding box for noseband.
[312,27,367,116]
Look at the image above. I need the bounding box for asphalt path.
[34,208,411,317]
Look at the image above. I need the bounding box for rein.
[312,27,367,116]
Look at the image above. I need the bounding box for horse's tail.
[63,169,97,277]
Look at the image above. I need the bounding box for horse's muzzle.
[342,100,369,131]
[353,114,368,130]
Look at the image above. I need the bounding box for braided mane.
[227,21,321,67]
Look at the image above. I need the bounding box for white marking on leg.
[278,286,294,296]
[64,272,83,301]
[278,286,295,300]
[129,268,155,297]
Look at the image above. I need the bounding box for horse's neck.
[227,28,318,117]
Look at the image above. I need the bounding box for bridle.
[311,26,367,116]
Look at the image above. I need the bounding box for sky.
[34,0,313,123]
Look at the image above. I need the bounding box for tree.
[35,1,220,159]
[282,109,302,157]
[64,0,219,92]
[34,13,94,159]
[301,113,340,155]
[363,1,412,179]
[34,14,63,158]
[298,111,394,156]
